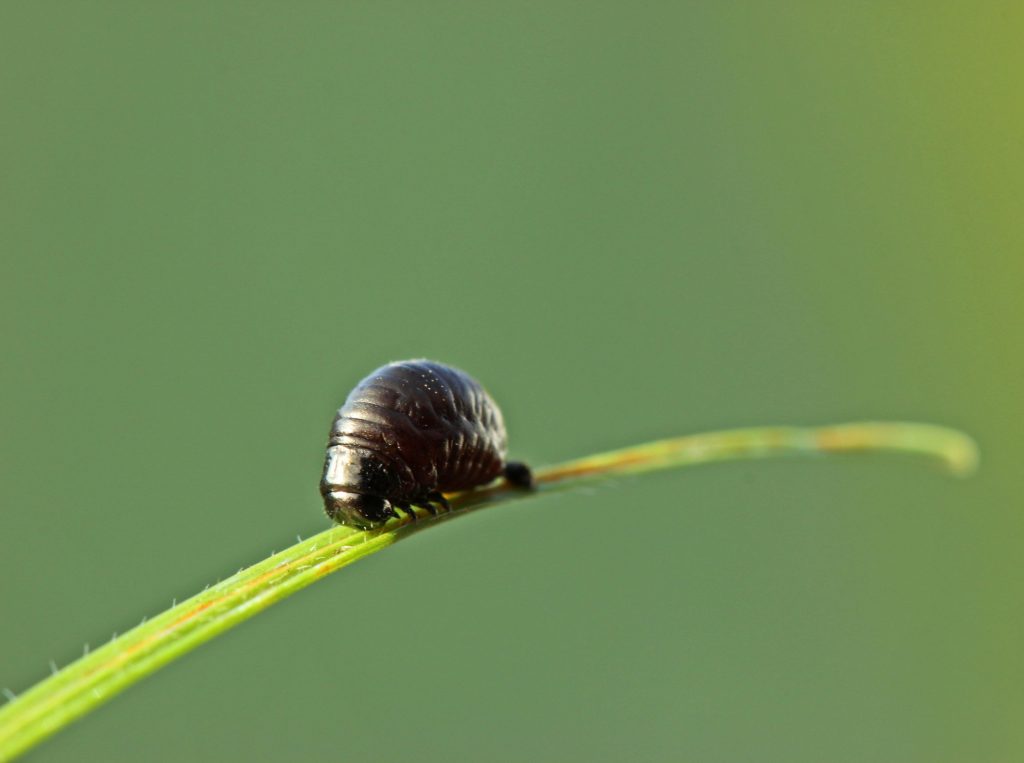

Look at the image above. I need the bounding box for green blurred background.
[2,3,1021,761]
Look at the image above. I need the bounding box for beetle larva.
[320,360,534,528]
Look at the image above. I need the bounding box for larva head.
[320,444,399,528]
[321,490,393,528]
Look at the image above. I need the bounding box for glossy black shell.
[321,360,518,526]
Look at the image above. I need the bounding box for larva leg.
[426,491,452,512]
[504,461,535,489]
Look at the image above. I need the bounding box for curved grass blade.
[0,421,978,761]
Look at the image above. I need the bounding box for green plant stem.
[0,421,978,761]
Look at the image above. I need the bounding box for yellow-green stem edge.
[0,421,978,762]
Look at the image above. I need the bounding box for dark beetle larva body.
[321,360,533,528]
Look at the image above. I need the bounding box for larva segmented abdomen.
[328,360,508,503]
